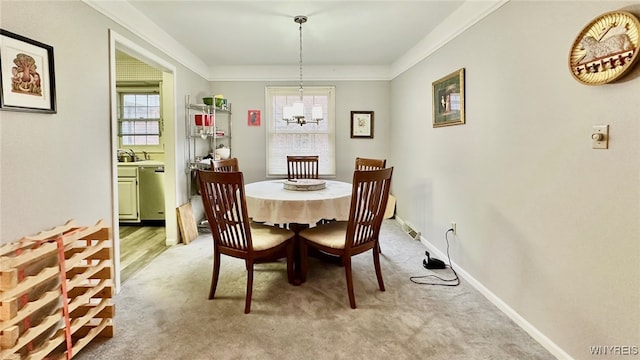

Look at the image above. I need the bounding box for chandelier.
[283,15,323,126]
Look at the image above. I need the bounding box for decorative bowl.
[283,179,326,191]
[215,147,231,160]
[202,97,213,106]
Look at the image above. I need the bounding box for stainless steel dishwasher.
[138,165,165,221]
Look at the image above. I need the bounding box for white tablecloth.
[244,180,352,225]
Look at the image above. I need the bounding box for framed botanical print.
[350,111,374,138]
[0,29,56,113]
[432,68,464,127]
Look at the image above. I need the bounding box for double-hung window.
[266,86,335,177]
[117,90,162,150]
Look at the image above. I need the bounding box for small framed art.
[350,111,374,138]
[0,29,56,113]
[248,110,260,126]
[432,68,464,127]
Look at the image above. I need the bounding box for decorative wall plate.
[569,11,640,85]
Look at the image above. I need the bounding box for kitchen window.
[117,90,162,148]
[265,86,335,177]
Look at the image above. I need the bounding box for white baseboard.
[393,216,572,360]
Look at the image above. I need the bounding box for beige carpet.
[77,220,554,360]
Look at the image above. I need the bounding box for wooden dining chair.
[355,157,386,170]
[198,170,295,313]
[299,167,394,309]
[355,157,388,252]
[287,155,319,180]
[210,157,239,172]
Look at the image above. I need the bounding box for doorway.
[109,30,179,291]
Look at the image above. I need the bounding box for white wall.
[207,80,391,184]
[0,1,211,244]
[390,1,639,359]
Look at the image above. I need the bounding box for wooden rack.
[0,220,114,360]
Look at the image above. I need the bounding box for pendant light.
[283,15,323,126]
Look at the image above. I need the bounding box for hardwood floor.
[119,224,168,283]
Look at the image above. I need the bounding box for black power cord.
[410,228,460,286]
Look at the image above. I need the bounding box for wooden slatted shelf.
[0,219,114,360]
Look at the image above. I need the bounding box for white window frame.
[117,86,164,152]
[265,86,336,177]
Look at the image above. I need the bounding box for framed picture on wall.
[432,68,464,127]
[248,110,260,126]
[350,111,374,138]
[0,29,56,113]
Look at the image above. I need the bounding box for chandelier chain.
[283,15,321,126]
[298,18,304,99]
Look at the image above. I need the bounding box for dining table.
[244,179,353,226]
[244,179,353,284]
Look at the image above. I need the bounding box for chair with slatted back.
[355,157,386,170]
[299,167,394,309]
[287,155,319,180]
[355,157,388,251]
[211,157,239,172]
[198,170,295,313]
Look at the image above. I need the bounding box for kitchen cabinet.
[185,94,232,199]
[118,161,166,223]
[118,166,139,222]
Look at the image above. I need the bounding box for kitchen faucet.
[128,149,140,162]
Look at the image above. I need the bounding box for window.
[266,86,335,177]
[118,90,162,147]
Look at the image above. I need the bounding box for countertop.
[117,160,164,167]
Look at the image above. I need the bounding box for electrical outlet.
[450,222,456,235]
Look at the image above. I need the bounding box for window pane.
[135,107,148,119]
[134,94,148,106]
[148,106,160,118]
[123,94,136,106]
[133,122,147,133]
[147,121,159,134]
[122,135,134,145]
[123,106,136,118]
[121,121,133,134]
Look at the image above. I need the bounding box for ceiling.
[127,1,464,66]
[90,1,506,79]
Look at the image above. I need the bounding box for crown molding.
[391,0,510,79]
[82,0,210,79]
[83,0,508,81]
[207,65,391,82]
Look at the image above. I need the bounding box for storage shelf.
[188,135,229,139]
[185,95,232,201]
[187,103,231,114]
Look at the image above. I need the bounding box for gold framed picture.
[432,68,465,128]
[350,111,374,138]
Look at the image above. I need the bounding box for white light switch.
[592,125,609,149]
